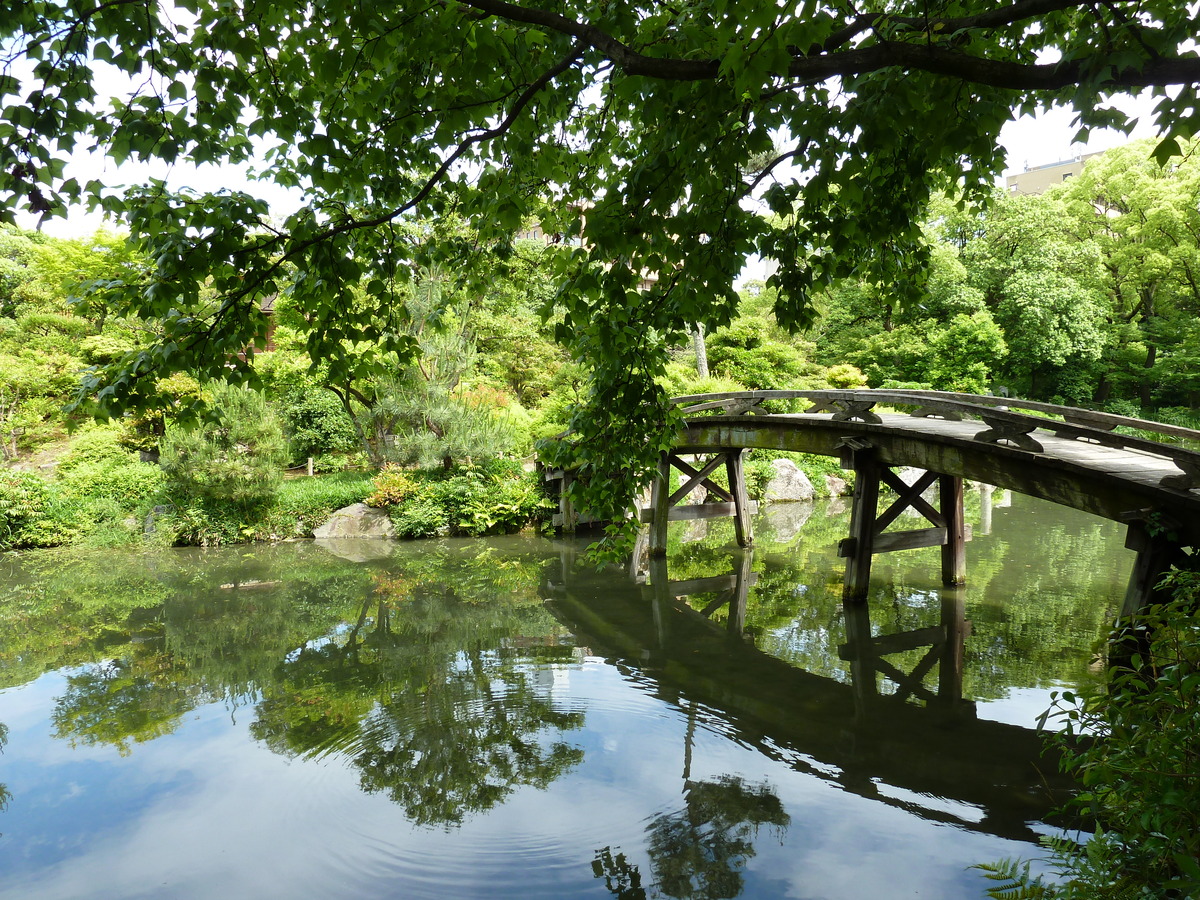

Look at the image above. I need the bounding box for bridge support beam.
[839,440,969,601]
[1121,517,1186,619]
[1112,517,1190,671]
[646,450,757,557]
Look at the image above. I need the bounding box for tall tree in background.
[1059,140,1200,407]
[2,1,1199,539]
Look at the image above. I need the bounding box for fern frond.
[971,858,1055,899]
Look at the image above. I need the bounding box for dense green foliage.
[160,383,289,509]
[978,568,1200,899]
[369,459,552,539]
[3,0,1198,538]
[3,138,1200,548]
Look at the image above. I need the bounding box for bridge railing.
[671,388,1200,493]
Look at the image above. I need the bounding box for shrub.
[824,363,869,389]
[1102,399,1141,419]
[277,383,359,463]
[979,568,1200,899]
[0,469,51,548]
[0,470,85,549]
[391,491,450,538]
[57,426,134,473]
[55,427,165,511]
[160,384,288,511]
[381,462,550,539]
[367,466,421,508]
[60,461,165,507]
[264,472,375,537]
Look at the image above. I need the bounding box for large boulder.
[763,459,815,503]
[824,473,850,498]
[312,502,396,540]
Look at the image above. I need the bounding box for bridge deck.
[678,410,1200,545]
[815,412,1186,490]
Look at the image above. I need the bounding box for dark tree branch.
[458,0,1200,92]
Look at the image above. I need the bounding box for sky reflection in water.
[0,494,1129,899]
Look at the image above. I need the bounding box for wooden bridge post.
[1112,518,1187,671]
[559,470,577,534]
[1120,519,1184,619]
[841,441,881,602]
[842,598,879,718]
[725,448,753,549]
[839,441,970,601]
[727,550,753,636]
[648,454,672,557]
[647,555,672,648]
[937,589,968,710]
[939,475,967,586]
[645,449,756,556]
[978,483,994,535]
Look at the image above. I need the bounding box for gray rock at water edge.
[824,473,850,498]
[312,503,397,540]
[763,459,815,503]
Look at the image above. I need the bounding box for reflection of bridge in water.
[547,389,1200,612]
[543,548,1078,845]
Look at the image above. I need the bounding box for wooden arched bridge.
[545,389,1200,613]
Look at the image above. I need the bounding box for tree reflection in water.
[251,569,585,827]
[51,656,198,755]
[0,721,10,814]
[594,700,790,900]
[594,776,789,900]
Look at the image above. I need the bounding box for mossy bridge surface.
[546,389,1200,611]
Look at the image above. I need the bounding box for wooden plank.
[669,453,732,505]
[669,574,737,596]
[873,527,948,554]
[876,468,942,531]
[699,591,734,618]
[669,570,759,600]
[638,500,761,524]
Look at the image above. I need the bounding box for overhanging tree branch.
[458,0,1199,92]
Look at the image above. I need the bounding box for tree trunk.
[692,324,709,378]
[1139,343,1157,408]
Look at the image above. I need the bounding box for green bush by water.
[370,459,552,538]
[978,568,1200,899]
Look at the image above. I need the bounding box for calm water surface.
[0,492,1130,899]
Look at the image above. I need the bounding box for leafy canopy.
[3,0,1199,531]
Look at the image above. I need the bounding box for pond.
[0,491,1130,899]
